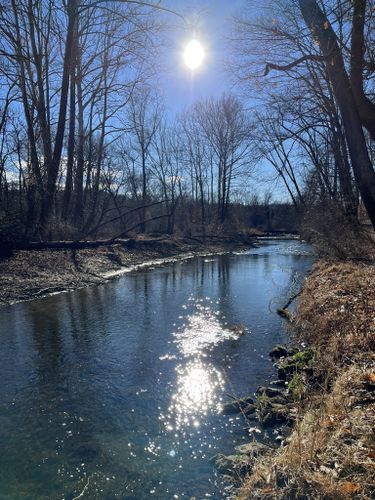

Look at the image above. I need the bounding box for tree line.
[0,0,261,243]
[0,0,375,247]
[232,0,375,237]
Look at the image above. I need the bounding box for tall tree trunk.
[27,0,52,168]
[62,43,77,220]
[11,0,43,195]
[85,44,110,232]
[40,0,77,234]
[217,159,223,223]
[74,51,85,225]
[330,119,358,216]
[299,0,375,228]
[141,149,147,233]
[350,0,375,140]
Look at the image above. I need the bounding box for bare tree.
[0,0,162,240]
[187,94,254,224]
[232,0,375,228]
[151,122,183,233]
[127,87,162,232]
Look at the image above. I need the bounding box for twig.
[73,477,90,500]
[282,291,302,310]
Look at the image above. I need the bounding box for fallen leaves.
[364,372,375,383]
[340,481,361,494]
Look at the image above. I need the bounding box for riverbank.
[0,235,257,306]
[217,255,375,499]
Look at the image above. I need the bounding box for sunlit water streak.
[173,297,242,356]
[164,297,243,433]
[0,240,313,499]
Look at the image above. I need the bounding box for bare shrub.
[300,204,375,261]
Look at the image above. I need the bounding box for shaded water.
[0,240,313,499]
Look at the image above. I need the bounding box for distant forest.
[0,0,374,246]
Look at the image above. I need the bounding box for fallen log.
[15,238,131,251]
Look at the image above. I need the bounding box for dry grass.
[240,364,375,499]
[295,259,375,367]
[239,257,375,499]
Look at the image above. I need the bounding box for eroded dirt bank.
[213,254,375,498]
[0,236,253,306]
[234,258,375,499]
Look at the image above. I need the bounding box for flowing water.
[0,240,313,499]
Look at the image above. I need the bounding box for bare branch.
[79,1,186,22]
[264,54,328,76]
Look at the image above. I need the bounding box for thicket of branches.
[232,0,375,246]
[1,0,375,248]
[0,0,264,245]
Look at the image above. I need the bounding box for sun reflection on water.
[164,359,225,431]
[161,297,239,434]
[172,296,241,356]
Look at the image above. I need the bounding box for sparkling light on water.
[172,297,242,356]
[166,359,225,431]
[162,297,237,433]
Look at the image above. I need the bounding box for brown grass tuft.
[294,259,375,367]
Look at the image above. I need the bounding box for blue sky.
[158,0,247,113]
[155,0,293,202]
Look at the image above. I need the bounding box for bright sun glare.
[184,39,204,70]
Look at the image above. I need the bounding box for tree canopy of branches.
[0,0,159,241]
[0,0,264,245]
[232,0,375,229]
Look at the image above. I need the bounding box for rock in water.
[269,345,289,359]
[228,324,247,335]
[269,345,298,359]
[221,396,254,414]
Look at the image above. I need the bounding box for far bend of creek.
[0,240,313,499]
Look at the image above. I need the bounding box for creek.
[0,240,313,499]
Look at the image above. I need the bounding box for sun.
[184,39,205,70]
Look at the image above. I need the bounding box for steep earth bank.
[217,257,375,499]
